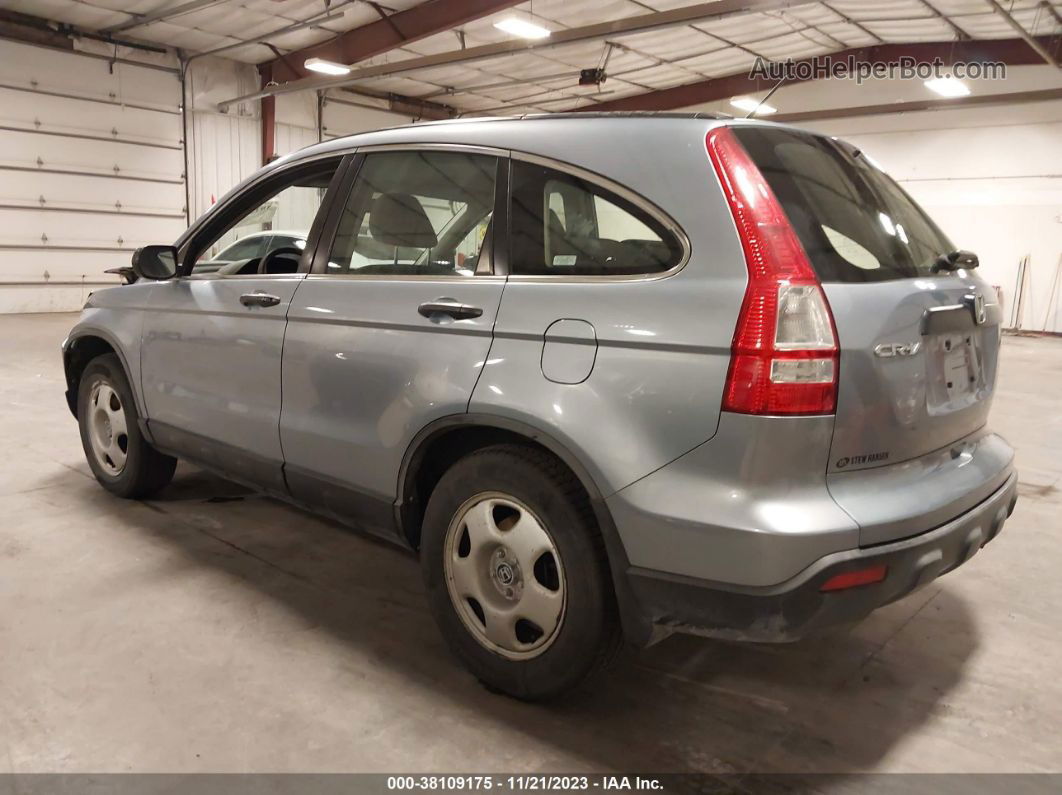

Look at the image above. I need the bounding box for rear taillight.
[706,127,839,415]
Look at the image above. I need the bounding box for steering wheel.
[258,246,303,275]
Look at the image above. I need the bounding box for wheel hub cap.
[489,547,522,600]
[86,381,129,476]
[443,493,566,660]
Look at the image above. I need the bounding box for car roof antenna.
[745,76,786,119]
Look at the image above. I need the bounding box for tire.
[77,353,177,499]
[421,444,622,700]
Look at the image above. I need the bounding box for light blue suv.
[63,114,1017,699]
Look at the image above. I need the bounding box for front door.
[279,148,506,535]
[141,156,345,492]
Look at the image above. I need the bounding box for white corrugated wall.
[0,39,418,313]
[183,56,260,226]
[0,38,186,313]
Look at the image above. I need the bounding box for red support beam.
[572,36,1062,113]
[261,62,276,165]
[268,0,524,83]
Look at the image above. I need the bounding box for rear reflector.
[706,127,840,415]
[819,564,888,592]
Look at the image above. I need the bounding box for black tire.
[421,444,622,700]
[77,353,177,499]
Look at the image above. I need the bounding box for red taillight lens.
[819,565,888,592]
[706,127,839,415]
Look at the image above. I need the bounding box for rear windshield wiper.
[930,250,979,272]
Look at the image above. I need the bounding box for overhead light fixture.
[924,77,970,97]
[493,17,551,39]
[304,57,351,76]
[730,96,777,115]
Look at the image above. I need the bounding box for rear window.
[510,161,683,277]
[732,127,954,283]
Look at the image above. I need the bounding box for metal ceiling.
[4,0,1062,115]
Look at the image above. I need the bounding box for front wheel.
[77,353,177,498]
[421,445,621,700]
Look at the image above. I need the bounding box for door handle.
[240,292,281,308]
[418,299,483,321]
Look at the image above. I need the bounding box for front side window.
[326,150,497,277]
[509,161,683,277]
[212,235,267,264]
[190,159,339,276]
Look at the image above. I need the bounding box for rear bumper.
[624,472,1017,642]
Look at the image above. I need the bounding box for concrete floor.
[1,311,1060,775]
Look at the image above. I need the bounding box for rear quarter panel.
[468,119,748,496]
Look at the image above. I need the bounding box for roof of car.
[269,111,781,175]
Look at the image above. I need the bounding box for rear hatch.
[731,125,1006,543]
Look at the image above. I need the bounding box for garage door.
[0,39,187,313]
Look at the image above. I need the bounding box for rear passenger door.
[471,156,726,494]
[279,147,506,536]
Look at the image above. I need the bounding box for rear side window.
[509,161,682,277]
[732,127,954,283]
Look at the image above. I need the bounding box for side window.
[214,235,267,263]
[510,161,682,277]
[189,158,339,276]
[326,150,497,277]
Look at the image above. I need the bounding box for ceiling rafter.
[218,0,812,109]
[567,35,1062,113]
[985,0,1060,67]
[266,0,527,83]
[915,0,972,40]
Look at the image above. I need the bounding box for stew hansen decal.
[836,452,890,468]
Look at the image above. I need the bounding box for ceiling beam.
[985,0,1060,68]
[102,0,229,34]
[218,0,810,109]
[770,86,1062,123]
[568,35,1062,112]
[266,0,526,84]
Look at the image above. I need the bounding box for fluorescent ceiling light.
[305,58,351,76]
[493,17,551,39]
[730,96,777,115]
[924,77,970,97]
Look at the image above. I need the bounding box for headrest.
[368,193,437,248]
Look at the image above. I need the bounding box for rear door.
[732,126,1006,541]
[278,147,505,536]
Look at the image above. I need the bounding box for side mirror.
[131,245,178,280]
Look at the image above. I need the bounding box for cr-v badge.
[874,341,921,358]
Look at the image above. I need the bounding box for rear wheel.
[77,353,176,498]
[421,444,621,700]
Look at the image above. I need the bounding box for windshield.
[732,126,955,283]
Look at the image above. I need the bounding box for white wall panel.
[183,56,260,228]
[0,39,179,109]
[805,102,1062,333]
[0,38,185,313]
[186,110,259,224]
[274,123,318,158]
[0,87,182,146]
[0,128,184,182]
[322,98,412,138]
